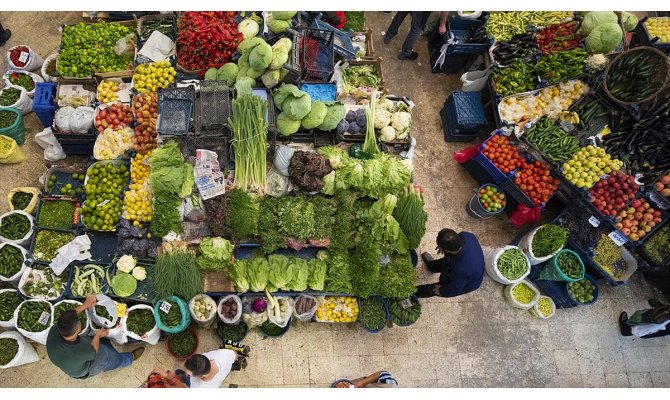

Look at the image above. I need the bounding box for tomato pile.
[514,161,560,205]
[614,198,663,242]
[95,103,133,133]
[482,134,526,174]
[589,171,639,217]
[478,185,506,213]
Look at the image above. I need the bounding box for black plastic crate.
[43,166,86,198]
[301,28,335,82]
[107,261,156,303]
[85,230,120,264]
[196,81,231,137]
[54,133,96,156]
[309,13,360,60]
[180,135,229,170]
[158,86,195,136]
[66,261,112,300]
[442,91,487,133]
[278,131,314,143]
[527,262,578,309]
[460,155,495,186]
[635,17,670,53]
[35,196,81,231]
[314,131,335,147]
[441,109,480,142]
[445,17,493,55]
[500,177,535,209]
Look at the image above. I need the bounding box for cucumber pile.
[388,298,421,326]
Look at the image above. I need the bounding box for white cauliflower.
[116,255,137,273]
[391,111,412,133]
[378,97,395,112]
[379,126,396,142]
[585,54,608,71]
[131,266,147,281]
[374,109,392,129]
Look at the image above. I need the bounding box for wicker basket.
[603,46,670,106]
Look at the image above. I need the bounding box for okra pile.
[0,290,22,322]
[0,213,31,240]
[17,301,52,332]
[0,244,25,279]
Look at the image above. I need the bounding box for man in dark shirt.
[46,295,145,379]
[416,228,485,298]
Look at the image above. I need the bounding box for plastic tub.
[259,319,291,338]
[166,327,199,361]
[564,274,600,306]
[0,108,25,145]
[358,296,389,334]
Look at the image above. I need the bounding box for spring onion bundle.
[229,94,269,193]
[362,92,379,154]
[393,185,427,249]
[151,250,202,300]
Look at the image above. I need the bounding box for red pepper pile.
[9,46,30,68]
[535,21,580,54]
[514,160,560,205]
[176,12,243,74]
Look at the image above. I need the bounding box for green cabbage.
[580,12,618,36]
[196,237,234,271]
[620,12,639,31]
[268,18,291,34]
[272,11,297,20]
[585,23,623,54]
[272,38,293,54]
[204,68,218,80]
[217,63,238,85]
[238,37,265,56]
[238,18,260,39]
[249,41,273,70]
[238,54,249,70]
[235,77,256,96]
[111,272,137,297]
[269,50,289,70]
[261,69,281,88]
[245,67,265,79]
[317,102,346,131]
[277,112,301,136]
[301,101,328,130]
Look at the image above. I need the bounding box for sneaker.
[132,347,145,361]
[0,29,11,47]
[398,51,419,60]
[618,312,632,336]
[421,252,434,264]
[383,34,394,45]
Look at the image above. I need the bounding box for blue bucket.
[466,183,506,219]
[563,274,600,306]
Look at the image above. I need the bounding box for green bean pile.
[168,329,196,357]
[32,230,75,262]
[358,298,387,331]
[0,213,30,240]
[531,224,569,258]
[17,301,51,332]
[92,305,112,328]
[497,248,528,280]
[0,245,24,279]
[0,338,19,366]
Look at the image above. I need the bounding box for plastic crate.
[107,261,155,303]
[29,227,78,265]
[53,132,96,156]
[33,82,58,128]
[300,82,337,101]
[441,110,480,142]
[180,135,230,171]
[66,261,112,300]
[86,230,120,263]
[158,86,195,135]
[445,17,492,55]
[196,81,231,137]
[35,196,81,231]
[301,28,335,82]
[43,166,86,198]
[309,14,360,60]
[635,220,670,269]
[314,131,335,147]
[429,48,476,74]
[442,91,487,133]
[634,17,670,53]
[527,263,578,309]
[278,131,314,144]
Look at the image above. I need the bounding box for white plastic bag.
[54,106,75,133]
[519,225,564,265]
[41,53,59,82]
[483,245,531,285]
[0,86,33,114]
[503,280,541,310]
[0,331,40,368]
[6,46,44,71]
[293,295,318,322]
[0,289,21,329]
[54,299,91,336]
[0,210,34,247]
[3,70,44,97]
[461,69,491,92]
[121,304,160,345]
[632,321,670,338]
[274,145,295,176]
[457,12,483,20]
[0,243,28,285]
[113,33,136,57]
[529,296,556,320]
[88,294,119,328]
[137,30,176,61]
[68,106,95,134]
[267,296,293,328]
[14,299,54,345]
[34,128,66,162]
[218,295,243,324]
[189,294,217,329]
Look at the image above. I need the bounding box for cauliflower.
[379,126,396,142]
[391,111,412,133]
[374,109,392,129]
[131,266,147,281]
[378,97,395,112]
[117,255,137,274]
[585,54,608,71]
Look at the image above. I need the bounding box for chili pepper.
[9,46,30,68]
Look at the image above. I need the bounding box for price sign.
[116,303,127,318]
[160,301,172,314]
[38,311,51,326]
[18,52,29,64]
[588,216,601,227]
[401,298,413,309]
[608,231,628,247]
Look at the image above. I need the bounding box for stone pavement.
[0,11,668,388]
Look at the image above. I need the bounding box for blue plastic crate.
[429,51,476,74]
[445,17,493,55]
[33,82,57,128]
[500,177,535,208]
[85,230,120,263]
[300,83,337,101]
[441,109,480,142]
[442,91,487,133]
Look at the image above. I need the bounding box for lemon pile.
[562,145,623,189]
[81,163,130,231]
[123,151,154,224]
[133,60,176,93]
[499,80,589,124]
[315,296,359,323]
[644,18,670,43]
[97,80,122,103]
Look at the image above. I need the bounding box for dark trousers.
[385,12,431,56]
[416,257,448,298]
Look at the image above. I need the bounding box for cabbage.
[301,101,328,130]
[246,67,265,79]
[249,41,273,70]
[580,12,618,36]
[111,272,137,297]
[277,112,301,136]
[620,12,638,31]
[272,11,297,20]
[274,145,295,176]
[235,77,256,96]
[217,63,238,85]
[204,68,218,80]
[199,237,234,261]
[283,94,312,120]
[317,102,346,131]
[238,18,260,39]
[585,23,623,54]
[238,54,249,70]
[272,38,293,54]
[269,50,289,70]
[268,18,291,34]
[238,37,265,56]
[261,69,281,88]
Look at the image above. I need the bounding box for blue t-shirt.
[437,232,485,297]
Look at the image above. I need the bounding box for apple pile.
[481,134,526,175]
[589,171,639,217]
[614,198,663,242]
[513,160,560,206]
[132,93,158,152]
[95,103,133,133]
[655,174,670,198]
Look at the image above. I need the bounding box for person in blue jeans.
[416,228,485,298]
[383,12,436,60]
[46,295,145,379]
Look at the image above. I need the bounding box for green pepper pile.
[535,48,588,85]
[524,117,580,163]
[388,298,421,326]
[126,308,155,337]
[0,88,21,106]
[0,110,18,129]
[10,191,34,211]
[556,251,583,279]
[159,301,181,328]
[493,60,538,96]
[53,302,87,328]
[214,321,248,342]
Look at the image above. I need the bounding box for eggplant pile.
[466,26,489,44]
[492,32,538,66]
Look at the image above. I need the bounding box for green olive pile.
[568,279,596,303]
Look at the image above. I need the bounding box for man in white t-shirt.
[184,349,238,388]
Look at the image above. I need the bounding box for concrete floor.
[1,11,669,388]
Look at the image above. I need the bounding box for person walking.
[416,228,485,298]
[46,295,145,379]
[0,22,11,46]
[618,299,670,339]
[383,12,432,60]
[183,349,244,388]
[350,370,399,388]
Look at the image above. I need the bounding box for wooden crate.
[353,28,375,58]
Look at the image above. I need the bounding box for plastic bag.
[153,296,191,334]
[0,210,34,247]
[457,12,483,20]
[68,106,95,134]
[88,294,119,328]
[453,144,480,163]
[0,86,33,115]
[121,304,161,345]
[113,33,136,57]
[503,280,541,310]
[267,296,293,328]
[189,294,217,329]
[217,294,243,324]
[529,296,556,319]
[483,245,531,285]
[274,145,295,176]
[0,289,21,329]
[0,244,28,285]
[54,106,75,133]
[461,69,491,92]
[6,45,44,71]
[2,70,44,97]
[18,266,67,301]
[266,168,290,197]
[41,53,59,83]
[0,135,25,164]
[293,295,318,322]
[632,321,670,338]
[0,331,40,369]
[519,225,564,265]
[7,187,39,214]
[14,299,53,345]
[54,299,91,336]
[34,128,66,162]
[510,204,542,229]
